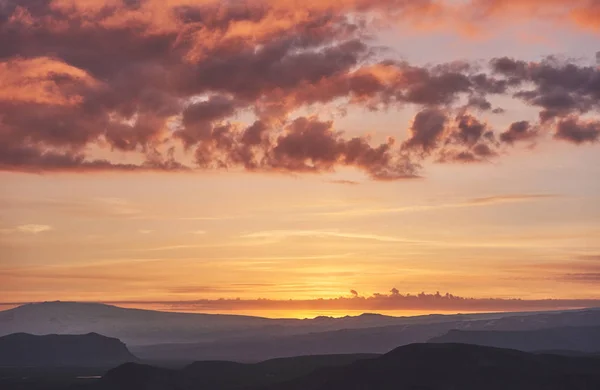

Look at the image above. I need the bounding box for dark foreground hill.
[429,325,600,353]
[59,344,600,390]
[0,333,137,367]
[3,344,600,390]
[261,344,600,390]
[97,354,376,390]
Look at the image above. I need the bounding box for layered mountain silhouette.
[4,302,600,362]
[0,333,137,367]
[0,302,516,346]
[429,325,600,353]
[132,309,600,361]
[73,344,600,390]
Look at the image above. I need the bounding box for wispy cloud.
[0,224,53,234]
[178,215,253,221]
[142,244,208,252]
[561,273,600,283]
[190,230,207,235]
[467,194,560,205]
[0,268,140,282]
[138,230,154,234]
[138,239,275,252]
[92,197,141,216]
[0,197,144,219]
[328,180,360,185]
[307,194,562,218]
[240,229,422,243]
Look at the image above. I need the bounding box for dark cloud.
[268,118,341,172]
[492,57,600,121]
[437,143,497,164]
[177,96,241,147]
[171,116,420,180]
[403,108,448,154]
[490,57,528,80]
[500,121,538,144]
[467,96,493,111]
[555,117,600,144]
[0,141,188,173]
[406,111,500,164]
[402,69,471,106]
[449,113,490,147]
[264,117,419,180]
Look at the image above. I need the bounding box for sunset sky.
[1,0,600,318]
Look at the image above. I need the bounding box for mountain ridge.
[428,325,600,352]
[0,332,138,367]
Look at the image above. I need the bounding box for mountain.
[132,308,600,361]
[428,325,600,353]
[0,333,137,367]
[0,302,281,346]
[0,301,526,346]
[260,344,600,390]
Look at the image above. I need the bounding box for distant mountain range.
[2,302,600,362]
[0,301,541,346]
[0,333,137,367]
[131,307,600,361]
[0,301,509,345]
[79,344,600,390]
[429,325,600,353]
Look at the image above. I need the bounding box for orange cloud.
[0,57,98,106]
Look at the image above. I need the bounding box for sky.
[1,0,600,318]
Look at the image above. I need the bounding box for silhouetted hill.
[429,326,600,353]
[0,333,137,367]
[55,345,600,390]
[100,363,177,390]
[97,354,376,390]
[261,344,600,390]
[4,345,600,390]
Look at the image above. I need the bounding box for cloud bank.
[103,290,600,313]
[1,0,599,179]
